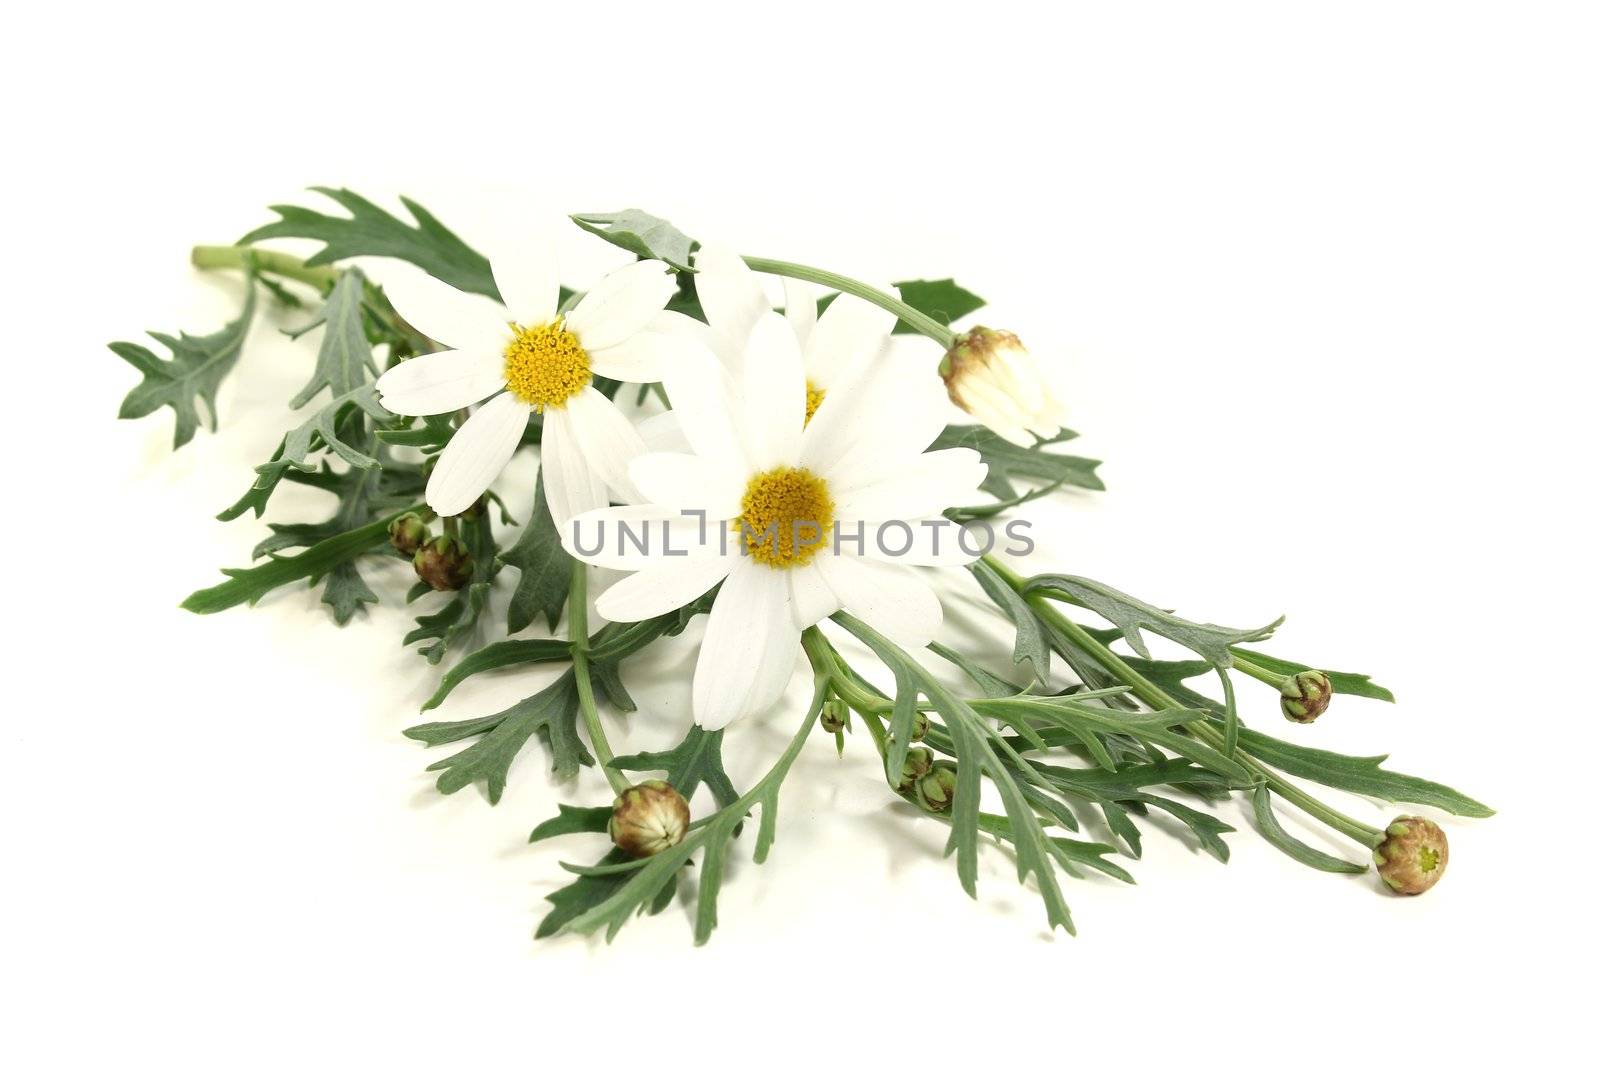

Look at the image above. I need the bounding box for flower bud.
[388,511,431,557]
[1280,670,1333,723]
[896,747,935,792]
[1373,816,1449,895]
[940,326,1068,447]
[413,535,474,592]
[916,761,958,813]
[608,779,691,858]
[821,699,850,735]
[885,711,930,745]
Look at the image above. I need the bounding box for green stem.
[191,245,339,290]
[1230,654,1290,688]
[570,560,628,795]
[980,555,1384,848]
[743,256,955,347]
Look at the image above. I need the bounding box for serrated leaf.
[289,268,376,408]
[1027,574,1279,668]
[1238,728,1494,817]
[890,278,985,335]
[111,277,257,448]
[612,726,740,810]
[405,670,591,802]
[571,209,696,272]
[931,424,1104,501]
[241,187,497,299]
[1249,785,1367,874]
[971,558,1051,684]
[500,471,569,634]
[529,804,612,843]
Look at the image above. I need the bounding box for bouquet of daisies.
[114,190,1489,943]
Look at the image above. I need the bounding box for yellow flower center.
[804,381,826,424]
[739,466,834,568]
[503,319,591,411]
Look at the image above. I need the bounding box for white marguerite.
[566,311,989,729]
[691,245,898,422]
[940,326,1069,447]
[374,243,703,526]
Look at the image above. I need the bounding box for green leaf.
[500,472,570,634]
[971,558,1052,685]
[288,268,377,408]
[241,187,497,299]
[613,726,741,810]
[111,276,257,448]
[420,637,571,711]
[1027,574,1280,668]
[404,670,591,802]
[529,804,612,843]
[570,209,696,272]
[1238,728,1494,817]
[1250,785,1367,873]
[404,514,502,664]
[1231,647,1396,702]
[890,278,985,335]
[930,425,1104,501]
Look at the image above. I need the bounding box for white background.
[4,2,1595,1061]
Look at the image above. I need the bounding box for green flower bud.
[1280,670,1333,723]
[413,535,474,592]
[916,761,958,813]
[886,710,929,744]
[896,747,935,792]
[821,699,850,735]
[387,511,431,557]
[608,779,691,859]
[1373,816,1449,895]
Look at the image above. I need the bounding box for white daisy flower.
[566,313,988,729]
[374,243,701,526]
[691,245,898,423]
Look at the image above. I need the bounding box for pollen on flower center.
[739,466,834,568]
[804,381,826,424]
[502,319,591,411]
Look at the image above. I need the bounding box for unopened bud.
[388,511,431,557]
[608,779,690,858]
[821,699,850,734]
[413,535,474,592]
[940,326,1068,447]
[916,761,958,813]
[896,747,935,792]
[1280,670,1333,723]
[1373,816,1449,895]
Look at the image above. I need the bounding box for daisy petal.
[637,410,691,453]
[783,277,818,352]
[788,563,838,629]
[692,562,800,729]
[565,387,648,502]
[629,452,743,516]
[488,236,559,325]
[566,260,677,351]
[661,347,754,480]
[565,504,723,570]
[820,554,942,648]
[832,448,988,519]
[693,244,771,371]
[588,326,708,384]
[857,521,983,566]
[382,268,510,353]
[800,351,949,476]
[374,348,505,416]
[803,290,895,390]
[425,392,529,516]
[596,555,737,622]
[541,406,609,533]
[741,311,807,469]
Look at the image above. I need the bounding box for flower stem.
[743,256,955,348]
[191,244,339,290]
[569,559,628,795]
[1230,654,1290,688]
[980,555,1385,848]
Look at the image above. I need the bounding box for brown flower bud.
[1374,816,1449,895]
[609,779,691,858]
[940,326,1067,447]
[896,747,935,792]
[1280,670,1333,723]
[821,699,850,734]
[413,535,474,592]
[387,511,431,557]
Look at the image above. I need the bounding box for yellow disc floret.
[503,319,591,411]
[804,381,826,424]
[739,466,834,568]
